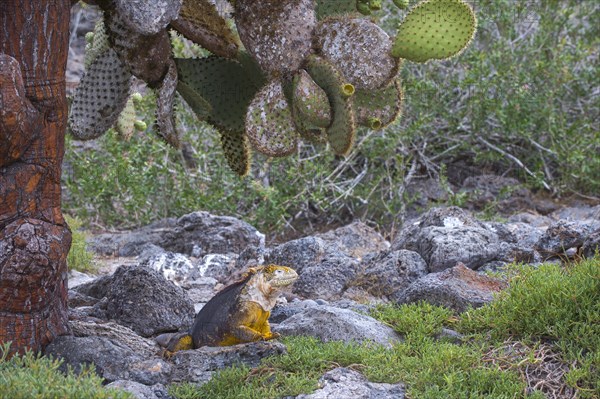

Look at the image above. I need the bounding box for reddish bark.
[1,0,72,355]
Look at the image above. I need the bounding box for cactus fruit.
[369,0,383,10]
[220,129,252,177]
[234,0,316,77]
[292,70,332,129]
[69,48,132,140]
[393,0,410,9]
[353,79,403,129]
[314,17,399,90]
[170,0,239,59]
[131,92,144,105]
[392,0,477,62]
[245,80,298,157]
[134,120,147,131]
[306,55,356,156]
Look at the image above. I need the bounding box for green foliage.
[458,258,600,396]
[65,215,96,273]
[370,301,454,338]
[64,0,599,233]
[169,305,537,399]
[0,342,131,399]
[392,0,599,194]
[168,261,599,398]
[392,0,477,62]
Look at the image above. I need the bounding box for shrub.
[65,215,96,273]
[0,342,131,399]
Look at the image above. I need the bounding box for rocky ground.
[57,7,600,398]
[45,184,600,398]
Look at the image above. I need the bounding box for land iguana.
[156,265,298,354]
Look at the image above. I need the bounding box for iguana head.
[255,264,298,287]
[242,264,298,308]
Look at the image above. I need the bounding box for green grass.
[0,342,131,399]
[459,258,600,396]
[170,258,599,399]
[66,215,97,273]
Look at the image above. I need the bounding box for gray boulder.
[274,304,400,347]
[101,265,195,337]
[267,236,327,274]
[550,205,600,228]
[508,212,554,228]
[268,236,360,300]
[292,254,360,300]
[169,341,287,384]
[351,250,428,297]
[316,221,390,259]
[88,211,264,257]
[294,367,405,399]
[392,207,507,272]
[88,218,177,257]
[69,319,160,357]
[139,249,196,286]
[270,299,321,324]
[582,229,600,259]
[195,253,238,283]
[68,270,95,289]
[393,263,506,313]
[105,380,171,399]
[161,211,265,257]
[74,273,113,299]
[45,336,171,385]
[535,220,595,259]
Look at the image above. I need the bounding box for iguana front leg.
[231,323,280,342]
[260,319,280,340]
[232,302,280,342]
[231,324,266,342]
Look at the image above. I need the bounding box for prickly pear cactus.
[72,0,476,176]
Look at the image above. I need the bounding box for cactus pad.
[84,20,110,69]
[306,55,356,156]
[315,0,364,20]
[292,69,332,129]
[314,17,398,90]
[354,78,403,129]
[234,0,316,76]
[392,0,477,62]
[171,0,239,59]
[245,79,298,157]
[175,56,265,132]
[105,10,173,86]
[220,129,251,176]
[155,59,180,148]
[69,48,132,140]
[176,81,212,120]
[114,96,136,140]
[113,0,182,35]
